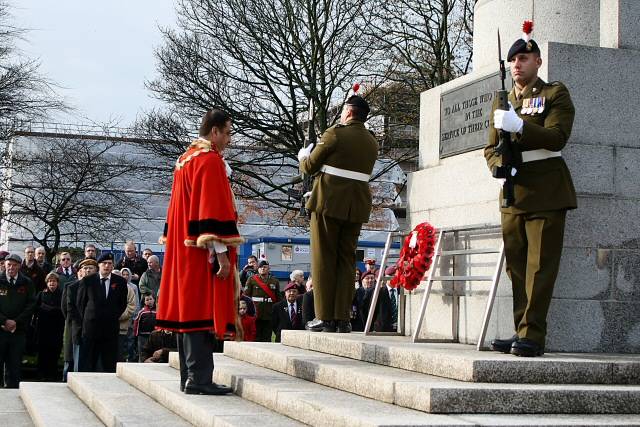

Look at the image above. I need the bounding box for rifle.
[492,30,522,208]
[287,99,316,217]
[299,99,316,217]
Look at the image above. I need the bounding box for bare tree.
[139,0,393,214]
[0,1,66,136]
[0,135,151,261]
[372,0,476,94]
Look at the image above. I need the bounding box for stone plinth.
[406,0,640,353]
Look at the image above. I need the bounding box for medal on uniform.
[531,97,539,114]
[526,98,534,115]
[538,97,545,113]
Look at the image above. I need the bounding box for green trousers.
[310,212,362,321]
[501,209,566,347]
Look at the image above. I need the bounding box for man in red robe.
[156,109,243,395]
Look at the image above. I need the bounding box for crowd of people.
[0,241,397,388]
[237,255,398,344]
[0,241,177,388]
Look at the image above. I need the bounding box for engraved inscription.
[439,72,512,158]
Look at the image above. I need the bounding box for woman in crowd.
[35,272,65,380]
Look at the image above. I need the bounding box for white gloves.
[493,103,523,133]
[297,143,314,161]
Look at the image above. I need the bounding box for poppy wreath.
[390,222,438,291]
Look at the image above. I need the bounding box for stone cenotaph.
[404,0,640,352]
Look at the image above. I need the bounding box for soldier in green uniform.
[299,95,378,333]
[245,260,281,342]
[485,23,577,357]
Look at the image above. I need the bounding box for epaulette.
[334,123,346,128]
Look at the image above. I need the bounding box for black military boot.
[306,318,336,332]
[490,334,518,353]
[510,338,544,357]
[336,320,352,333]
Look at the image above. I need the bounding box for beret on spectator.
[258,260,269,268]
[284,282,298,292]
[364,258,376,265]
[384,266,397,276]
[0,251,9,261]
[97,253,114,263]
[361,271,375,280]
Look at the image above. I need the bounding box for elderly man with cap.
[299,92,378,333]
[0,254,36,387]
[245,260,281,342]
[76,253,128,372]
[271,281,304,342]
[485,21,576,357]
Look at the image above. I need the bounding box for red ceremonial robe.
[156,139,243,338]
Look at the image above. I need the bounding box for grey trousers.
[177,331,214,386]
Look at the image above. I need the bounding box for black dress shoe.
[510,338,544,357]
[336,320,351,333]
[305,318,336,332]
[184,379,233,395]
[490,335,518,353]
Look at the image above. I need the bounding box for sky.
[12,0,177,127]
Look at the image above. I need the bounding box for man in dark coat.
[76,253,128,372]
[360,272,395,333]
[0,254,36,388]
[21,246,46,292]
[61,258,97,379]
[271,282,304,342]
[116,241,148,284]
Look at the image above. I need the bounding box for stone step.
[67,372,192,427]
[166,352,640,427]
[0,389,35,427]
[221,341,640,414]
[281,330,640,384]
[19,382,103,427]
[115,362,305,427]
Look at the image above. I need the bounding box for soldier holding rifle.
[298,91,378,334]
[484,21,577,357]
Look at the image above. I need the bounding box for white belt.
[521,149,562,163]
[320,165,370,182]
[252,297,273,303]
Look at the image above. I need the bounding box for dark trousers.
[255,320,272,342]
[137,335,149,362]
[78,334,118,373]
[310,212,362,321]
[177,331,214,386]
[502,209,566,347]
[0,331,26,388]
[37,342,62,381]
